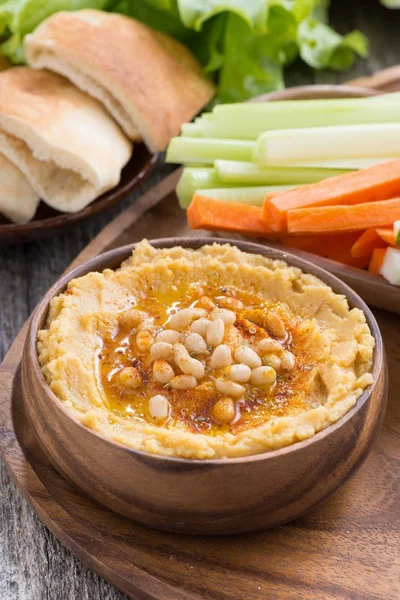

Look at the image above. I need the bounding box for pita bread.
[0,67,132,213]
[25,10,216,151]
[0,153,39,223]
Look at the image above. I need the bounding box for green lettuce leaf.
[298,17,368,70]
[0,0,111,62]
[116,0,368,101]
[0,0,369,101]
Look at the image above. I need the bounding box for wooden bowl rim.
[27,236,384,465]
[252,83,380,102]
[0,146,159,243]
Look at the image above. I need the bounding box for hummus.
[37,240,375,459]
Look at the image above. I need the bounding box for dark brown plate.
[0,144,158,245]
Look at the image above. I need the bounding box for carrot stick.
[369,248,387,274]
[187,195,275,238]
[351,229,387,259]
[287,197,400,234]
[262,158,400,232]
[281,232,368,268]
[281,232,359,252]
[376,227,396,246]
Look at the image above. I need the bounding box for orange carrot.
[281,232,359,253]
[287,197,400,234]
[262,158,400,232]
[281,232,368,268]
[376,227,396,246]
[369,248,387,275]
[188,195,275,238]
[351,229,387,259]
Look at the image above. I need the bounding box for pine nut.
[169,309,196,331]
[210,308,236,325]
[210,344,232,369]
[190,317,211,336]
[206,318,225,346]
[250,366,276,386]
[150,342,173,360]
[215,378,244,398]
[174,343,205,379]
[137,319,155,333]
[184,332,207,354]
[199,296,215,310]
[148,394,170,421]
[155,330,180,344]
[153,360,175,384]
[234,346,262,368]
[257,338,284,356]
[218,297,244,310]
[265,313,287,339]
[281,350,296,371]
[227,363,251,383]
[170,375,197,390]
[115,366,142,390]
[263,354,281,371]
[212,397,236,424]
[136,330,154,352]
[174,342,189,365]
[193,308,208,318]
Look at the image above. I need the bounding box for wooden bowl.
[0,145,158,245]
[21,238,387,535]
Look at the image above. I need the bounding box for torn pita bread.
[0,153,39,223]
[25,10,216,151]
[0,67,132,213]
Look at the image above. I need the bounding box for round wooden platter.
[0,171,400,600]
[0,144,158,245]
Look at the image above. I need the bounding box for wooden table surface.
[1,1,399,598]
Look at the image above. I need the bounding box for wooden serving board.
[1,171,399,600]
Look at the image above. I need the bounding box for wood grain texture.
[1,0,400,597]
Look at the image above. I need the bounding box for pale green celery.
[179,185,294,208]
[181,114,216,136]
[394,220,400,246]
[368,92,400,102]
[257,124,400,166]
[180,123,208,137]
[176,167,233,207]
[195,113,214,122]
[215,160,349,185]
[166,137,255,164]
[208,99,400,139]
[288,158,386,169]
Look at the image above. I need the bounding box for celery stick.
[176,167,241,207]
[368,92,400,102]
[394,220,400,246]
[210,100,400,139]
[181,123,209,137]
[215,160,349,185]
[257,124,400,166]
[195,113,214,122]
[166,137,255,164]
[179,185,294,209]
[287,158,387,169]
